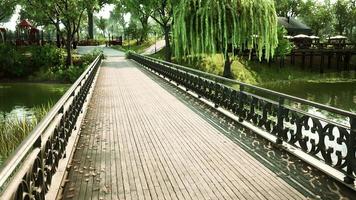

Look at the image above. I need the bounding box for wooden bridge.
[0,48,356,200]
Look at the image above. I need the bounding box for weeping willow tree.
[173,0,279,78]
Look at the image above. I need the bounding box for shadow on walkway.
[136,61,356,200]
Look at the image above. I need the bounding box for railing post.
[238,84,244,122]
[34,136,41,148]
[214,81,219,108]
[276,97,285,144]
[344,117,356,184]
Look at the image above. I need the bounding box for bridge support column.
[320,53,324,74]
[327,53,332,69]
[301,52,306,69]
[309,52,313,70]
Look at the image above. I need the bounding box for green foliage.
[81,48,103,65]
[299,0,334,36]
[113,0,176,60]
[29,48,102,83]
[275,0,356,40]
[0,0,16,22]
[54,65,87,83]
[0,44,100,83]
[29,45,65,69]
[173,0,279,62]
[111,3,127,32]
[0,44,28,78]
[125,18,141,42]
[333,0,355,36]
[275,26,292,57]
[0,103,52,163]
[115,0,152,42]
[112,37,156,54]
[126,50,136,58]
[274,0,303,17]
[96,16,107,36]
[150,52,356,85]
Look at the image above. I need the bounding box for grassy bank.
[0,104,51,165]
[149,48,356,85]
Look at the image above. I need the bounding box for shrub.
[275,26,293,58]
[54,65,86,83]
[29,44,65,70]
[1,45,101,83]
[0,44,29,78]
[80,48,103,66]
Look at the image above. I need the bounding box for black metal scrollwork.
[130,53,356,185]
[0,54,102,200]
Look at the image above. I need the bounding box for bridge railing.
[0,53,103,199]
[129,53,356,185]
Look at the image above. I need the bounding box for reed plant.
[0,103,52,165]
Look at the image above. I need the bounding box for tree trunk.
[223,51,233,78]
[56,21,61,48]
[88,10,94,39]
[66,29,73,66]
[139,16,149,43]
[75,27,80,48]
[163,25,171,62]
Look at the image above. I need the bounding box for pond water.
[0,83,69,120]
[0,83,68,164]
[259,81,356,166]
[260,81,356,113]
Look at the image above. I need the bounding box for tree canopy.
[274,0,356,41]
[0,0,16,22]
[173,0,278,61]
[173,0,278,77]
[96,16,108,37]
[299,0,333,36]
[274,0,302,17]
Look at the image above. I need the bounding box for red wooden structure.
[16,19,40,45]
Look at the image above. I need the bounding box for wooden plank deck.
[61,53,354,200]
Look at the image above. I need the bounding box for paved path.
[77,46,126,57]
[142,40,165,55]
[61,49,355,199]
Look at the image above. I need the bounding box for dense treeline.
[275,0,356,41]
[1,0,355,78]
[0,44,101,82]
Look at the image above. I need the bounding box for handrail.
[141,54,356,119]
[0,53,102,196]
[129,52,356,185]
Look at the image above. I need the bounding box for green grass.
[111,38,156,54]
[149,50,356,85]
[150,47,166,60]
[0,103,52,165]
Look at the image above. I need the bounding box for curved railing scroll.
[129,53,356,186]
[0,53,103,199]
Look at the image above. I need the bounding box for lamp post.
[155,31,157,53]
[129,33,131,50]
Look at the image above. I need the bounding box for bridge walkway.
[61,49,353,199]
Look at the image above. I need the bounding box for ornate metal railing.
[0,53,103,199]
[129,53,356,185]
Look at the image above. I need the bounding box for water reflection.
[260,81,356,112]
[0,106,36,123]
[0,83,68,164]
[0,83,69,115]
